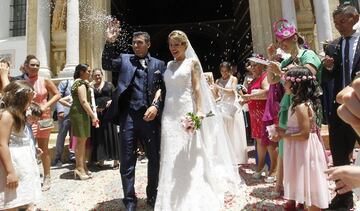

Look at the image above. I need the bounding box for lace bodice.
[163,59,194,119]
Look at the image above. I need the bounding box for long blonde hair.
[1,80,34,132]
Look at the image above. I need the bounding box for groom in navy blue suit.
[102,20,165,211]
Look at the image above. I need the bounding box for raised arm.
[102,19,122,71]
[0,61,10,91]
[215,76,238,95]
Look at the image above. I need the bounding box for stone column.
[281,0,297,26]
[249,0,282,55]
[59,0,79,78]
[313,0,333,53]
[36,0,52,77]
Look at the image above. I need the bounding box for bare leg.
[275,156,283,191]
[37,138,50,177]
[75,137,87,174]
[267,145,278,176]
[256,138,267,172]
[37,138,51,191]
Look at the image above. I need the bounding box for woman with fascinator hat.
[155,30,245,210]
[266,18,322,204]
[242,54,274,181]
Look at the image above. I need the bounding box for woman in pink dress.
[279,67,329,210]
[242,54,270,178]
[24,55,60,191]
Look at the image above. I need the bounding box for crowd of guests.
[206,2,360,210]
[0,56,122,210]
[1,2,360,211]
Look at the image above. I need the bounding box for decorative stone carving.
[51,0,67,76]
[51,0,66,32]
[295,0,316,49]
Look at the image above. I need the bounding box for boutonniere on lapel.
[154,70,161,74]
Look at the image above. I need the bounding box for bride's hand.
[106,18,121,43]
[196,111,205,120]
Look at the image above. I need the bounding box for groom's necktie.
[138,58,149,105]
[344,36,351,86]
[139,59,147,69]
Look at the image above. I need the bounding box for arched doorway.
[111,0,252,80]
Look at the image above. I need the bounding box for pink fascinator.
[273,18,297,40]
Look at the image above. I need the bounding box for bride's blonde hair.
[168,30,188,48]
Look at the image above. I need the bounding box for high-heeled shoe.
[252,165,268,179]
[74,169,90,180]
[41,175,51,192]
[86,170,93,178]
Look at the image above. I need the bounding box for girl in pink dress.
[24,55,61,191]
[279,67,330,210]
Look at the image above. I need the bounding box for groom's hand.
[143,106,158,121]
[106,18,121,43]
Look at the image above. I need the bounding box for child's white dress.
[0,128,41,209]
[283,106,330,208]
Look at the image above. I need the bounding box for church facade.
[0,0,351,79]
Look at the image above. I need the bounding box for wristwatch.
[151,99,160,111]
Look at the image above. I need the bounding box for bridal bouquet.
[180,111,214,134]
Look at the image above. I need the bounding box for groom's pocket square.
[154,70,161,74]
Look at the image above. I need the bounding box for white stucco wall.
[0,0,27,77]
[0,36,27,76]
[0,0,11,39]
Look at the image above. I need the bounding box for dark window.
[10,0,26,37]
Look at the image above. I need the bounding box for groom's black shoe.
[125,203,136,211]
[325,192,353,210]
[146,198,156,208]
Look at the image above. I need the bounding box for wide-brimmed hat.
[273,18,304,45]
[247,53,270,66]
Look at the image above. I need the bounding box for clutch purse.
[38,119,54,130]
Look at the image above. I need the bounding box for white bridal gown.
[155,58,245,211]
[217,77,248,164]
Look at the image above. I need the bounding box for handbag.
[53,80,69,121]
[38,118,54,130]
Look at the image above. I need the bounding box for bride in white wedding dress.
[155,30,245,211]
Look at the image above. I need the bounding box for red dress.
[247,72,267,139]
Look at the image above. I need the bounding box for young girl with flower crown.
[277,67,330,210]
[0,81,42,211]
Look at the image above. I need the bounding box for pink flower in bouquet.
[180,111,215,135]
[180,115,196,134]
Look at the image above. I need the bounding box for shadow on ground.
[91,198,153,211]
